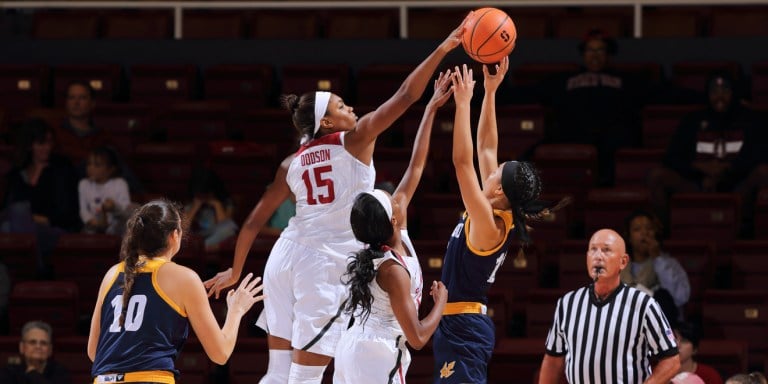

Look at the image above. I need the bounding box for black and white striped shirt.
[544,284,678,384]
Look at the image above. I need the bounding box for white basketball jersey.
[281,131,376,260]
[366,229,423,333]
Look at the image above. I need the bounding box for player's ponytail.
[118,200,183,328]
[501,161,570,244]
[343,192,395,322]
[280,92,320,145]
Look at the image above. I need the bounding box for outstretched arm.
[393,70,454,228]
[451,64,502,251]
[477,57,509,186]
[378,261,447,350]
[344,19,467,164]
[204,155,293,298]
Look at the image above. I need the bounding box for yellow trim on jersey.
[443,302,488,315]
[93,370,174,383]
[98,264,123,305]
[140,258,187,317]
[464,209,515,256]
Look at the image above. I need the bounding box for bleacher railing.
[2,0,768,39]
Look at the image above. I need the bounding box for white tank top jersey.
[366,229,424,332]
[281,131,376,260]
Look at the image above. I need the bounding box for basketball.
[462,8,517,64]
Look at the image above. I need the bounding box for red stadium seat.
[280,64,351,101]
[614,148,665,187]
[641,104,701,149]
[500,7,556,38]
[671,61,742,94]
[701,290,768,370]
[128,64,198,104]
[729,241,768,291]
[230,108,297,155]
[752,62,768,104]
[182,11,245,39]
[131,142,199,200]
[0,234,39,282]
[228,338,269,384]
[669,193,740,250]
[756,188,768,239]
[407,8,472,39]
[249,11,319,39]
[490,338,548,384]
[709,6,768,37]
[326,9,399,39]
[664,240,715,318]
[413,192,463,241]
[55,350,93,384]
[32,11,101,39]
[642,6,704,38]
[557,240,590,291]
[697,339,749,379]
[525,289,567,338]
[496,104,546,160]
[50,233,121,317]
[0,335,20,366]
[533,143,598,219]
[203,64,274,108]
[175,337,212,384]
[92,102,152,158]
[9,281,79,336]
[155,101,232,146]
[612,62,664,86]
[355,64,413,107]
[584,188,649,236]
[103,11,172,39]
[53,64,122,105]
[0,64,49,114]
[553,8,632,38]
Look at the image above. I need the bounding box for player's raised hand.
[226,273,264,316]
[204,268,238,299]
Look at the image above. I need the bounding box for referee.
[538,229,680,384]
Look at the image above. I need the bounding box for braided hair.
[500,161,570,244]
[341,192,394,323]
[118,199,182,327]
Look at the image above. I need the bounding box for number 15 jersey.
[281,131,376,260]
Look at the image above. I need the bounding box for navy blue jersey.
[441,210,516,304]
[92,258,189,378]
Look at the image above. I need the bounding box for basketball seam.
[468,8,494,56]
[475,16,512,60]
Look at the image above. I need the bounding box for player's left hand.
[204,268,239,299]
[482,56,509,93]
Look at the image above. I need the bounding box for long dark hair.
[623,209,664,256]
[118,199,182,327]
[280,92,323,144]
[501,161,570,244]
[342,192,394,322]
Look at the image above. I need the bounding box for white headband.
[313,91,331,137]
[366,189,392,220]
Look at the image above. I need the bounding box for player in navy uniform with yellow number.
[88,200,264,384]
[433,61,565,384]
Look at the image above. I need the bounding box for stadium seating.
[641,104,701,149]
[129,64,198,104]
[669,193,740,250]
[326,9,399,39]
[103,11,173,39]
[203,64,275,108]
[249,11,319,39]
[53,64,122,105]
[0,233,39,282]
[729,241,768,291]
[31,11,100,39]
[9,281,79,336]
[701,290,768,369]
[182,11,245,39]
[709,6,768,37]
[583,188,649,236]
[280,64,351,102]
[0,64,49,114]
[641,6,704,37]
[613,148,665,187]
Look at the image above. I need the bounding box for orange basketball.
[461,8,517,64]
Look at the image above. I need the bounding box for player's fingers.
[238,272,254,291]
[245,275,262,291]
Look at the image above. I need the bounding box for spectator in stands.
[0,320,72,384]
[536,28,641,186]
[674,321,724,384]
[648,71,768,237]
[53,81,107,167]
[53,81,143,194]
[726,373,768,384]
[0,119,81,276]
[185,168,238,252]
[78,146,136,236]
[621,210,690,322]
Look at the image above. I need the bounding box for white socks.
[287,362,327,384]
[258,350,292,384]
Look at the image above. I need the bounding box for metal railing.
[2,0,768,38]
